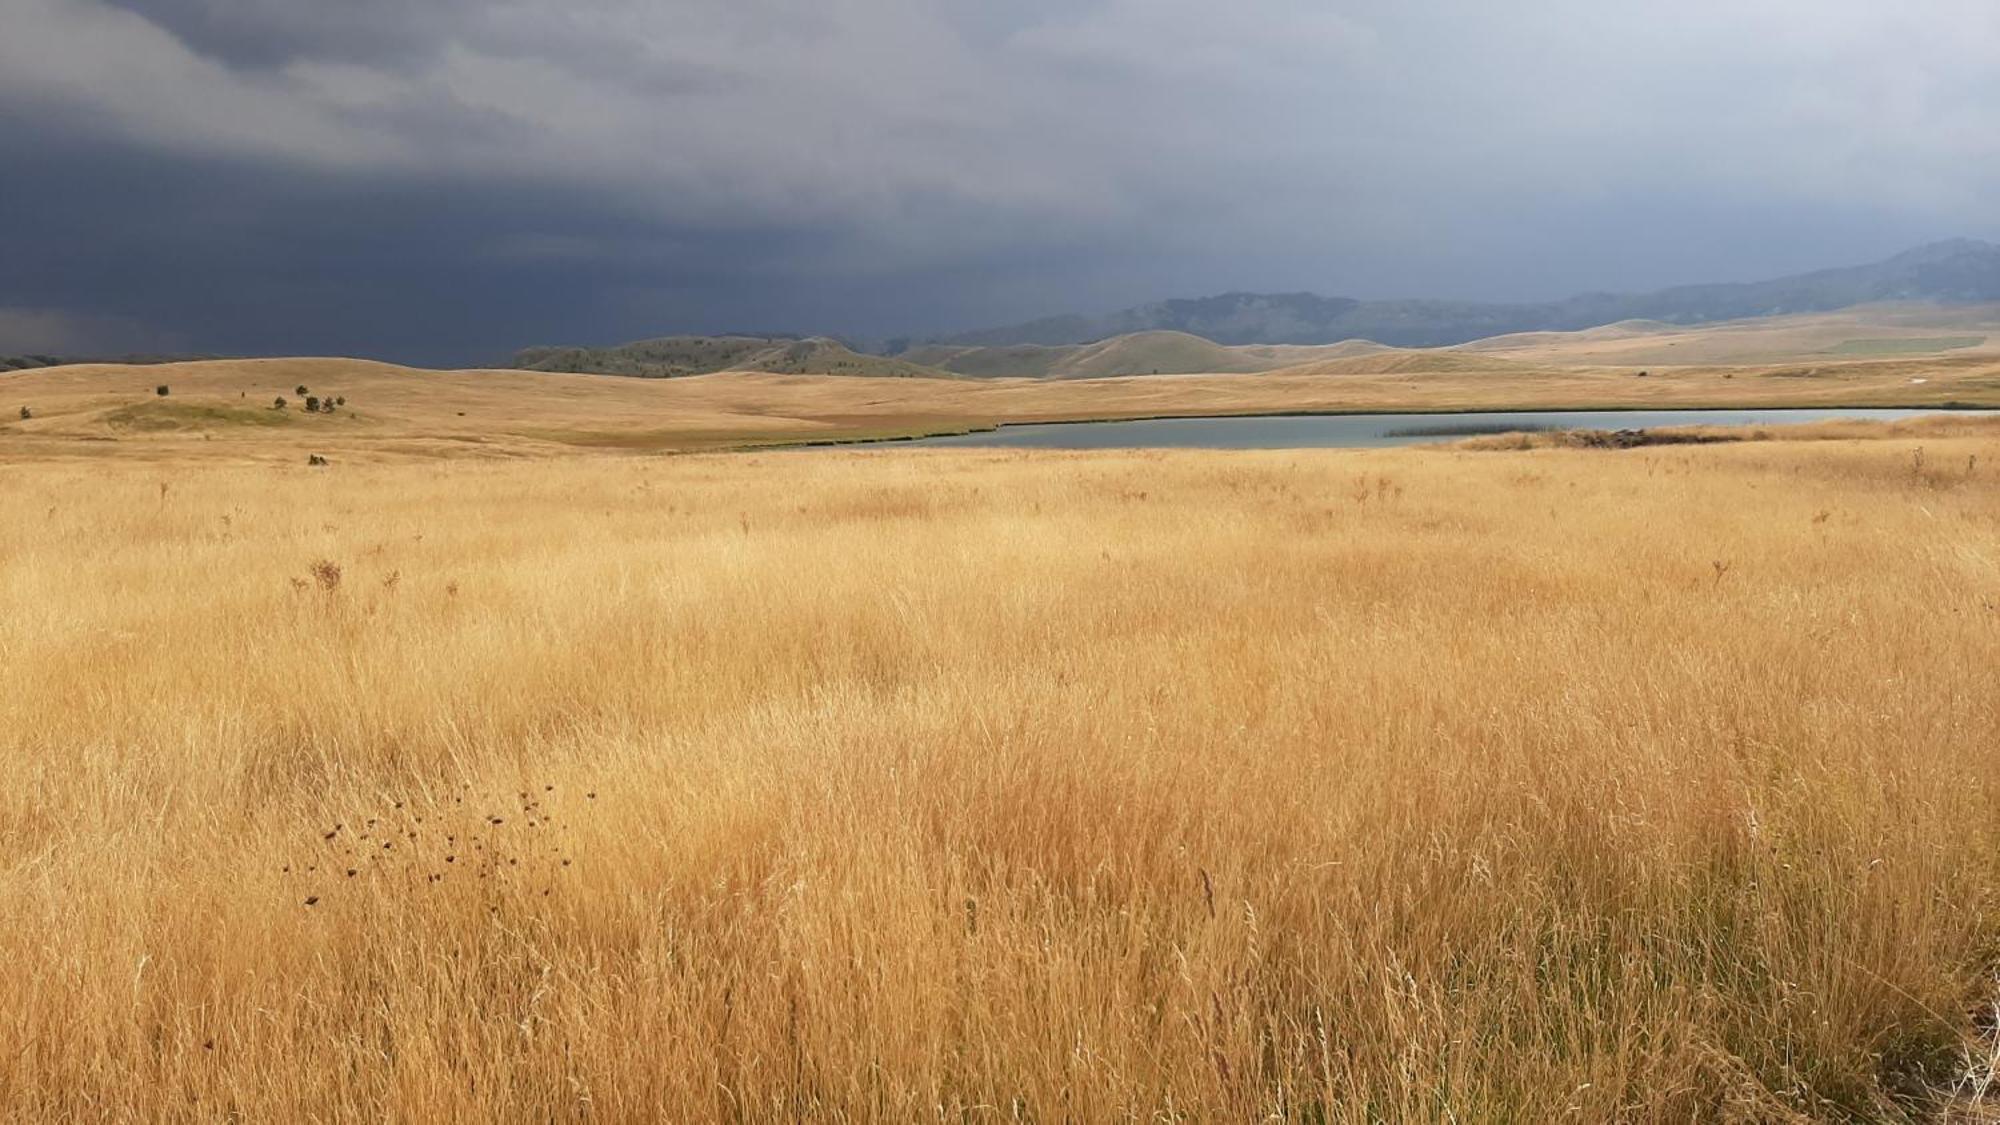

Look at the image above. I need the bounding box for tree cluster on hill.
[0,353,213,371]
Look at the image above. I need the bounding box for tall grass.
[1,435,1997,1120]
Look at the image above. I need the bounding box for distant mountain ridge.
[514,240,2000,380]
[921,238,2000,349]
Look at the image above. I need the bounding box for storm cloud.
[4,0,1998,363]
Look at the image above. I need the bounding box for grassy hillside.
[897,331,1269,378]
[1455,302,2000,367]
[516,335,945,379]
[897,342,1079,378]
[908,333,1400,379]
[1267,349,1541,377]
[3,436,1999,1118]
[1054,331,1276,377]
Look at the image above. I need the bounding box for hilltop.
[927,238,2000,348]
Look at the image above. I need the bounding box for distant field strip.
[7,352,2000,457]
[1826,335,1986,355]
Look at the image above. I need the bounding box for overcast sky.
[4,0,1998,364]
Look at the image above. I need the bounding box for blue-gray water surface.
[904,408,1972,450]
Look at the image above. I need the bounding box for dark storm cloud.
[0,128,850,364]
[3,0,1998,361]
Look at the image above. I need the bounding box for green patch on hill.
[905,331,1289,378]
[100,401,302,432]
[515,336,947,379]
[898,343,1073,378]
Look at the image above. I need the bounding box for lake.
[903,408,1970,450]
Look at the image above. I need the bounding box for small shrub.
[295,385,309,397]
[307,454,329,467]
[335,397,345,407]
[305,396,321,413]
[155,385,170,397]
[273,397,287,410]
[308,559,341,593]
[16,406,28,420]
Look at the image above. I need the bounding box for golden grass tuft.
[1,430,1998,1119]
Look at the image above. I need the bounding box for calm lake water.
[905,408,1968,450]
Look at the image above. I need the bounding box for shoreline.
[763,400,1995,451]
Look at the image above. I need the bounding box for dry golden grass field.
[4,404,2000,1121]
[4,353,2000,1119]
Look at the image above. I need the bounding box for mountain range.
[912,238,2000,350]
[506,239,2000,379]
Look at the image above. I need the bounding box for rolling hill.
[515,335,944,379]
[904,331,1279,378]
[893,304,2000,377]
[901,332,1403,378]
[529,330,1405,381]
[517,304,2000,384]
[1448,302,2000,367]
[926,238,2000,349]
